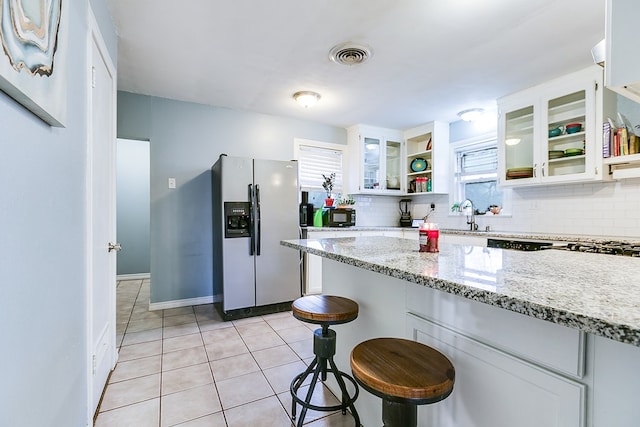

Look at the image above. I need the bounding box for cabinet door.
[541,77,599,183]
[498,100,538,186]
[363,135,381,190]
[407,314,585,427]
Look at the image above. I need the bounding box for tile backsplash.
[353,178,640,239]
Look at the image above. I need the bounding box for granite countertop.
[282,236,640,346]
[305,226,637,244]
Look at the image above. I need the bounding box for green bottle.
[313,208,323,227]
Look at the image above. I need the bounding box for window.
[451,137,507,214]
[294,139,346,207]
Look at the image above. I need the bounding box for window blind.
[460,147,498,175]
[297,144,343,193]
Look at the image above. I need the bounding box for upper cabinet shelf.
[404,121,449,195]
[497,66,604,187]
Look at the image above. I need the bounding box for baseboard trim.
[148,294,222,311]
[117,273,150,280]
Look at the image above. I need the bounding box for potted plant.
[322,173,335,207]
[336,194,355,209]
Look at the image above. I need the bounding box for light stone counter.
[282,236,640,346]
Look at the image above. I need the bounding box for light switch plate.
[168,178,176,189]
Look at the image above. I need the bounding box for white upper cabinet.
[498,66,603,187]
[404,121,450,194]
[605,0,640,103]
[346,125,404,194]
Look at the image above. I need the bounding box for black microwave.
[326,208,356,227]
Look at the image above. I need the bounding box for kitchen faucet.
[462,199,478,231]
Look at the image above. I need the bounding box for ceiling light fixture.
[505,138,521,146]
[458,108,485,122]
[293,91,321,108]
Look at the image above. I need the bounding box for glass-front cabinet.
[498,66,603,186]
[347,125,403,193]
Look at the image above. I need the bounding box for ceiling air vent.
[329,43,372,66]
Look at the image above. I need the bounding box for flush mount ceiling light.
[293,91,321,108]
[505,138,522,146]
[329,42,372,66]
[458,108,485,122]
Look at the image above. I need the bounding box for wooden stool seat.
[292,295,358,325]
[351,338,455,427]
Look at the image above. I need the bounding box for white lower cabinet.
[407,313,586,427]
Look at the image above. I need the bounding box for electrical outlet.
[168,178,176,189]
[430,203,436,210]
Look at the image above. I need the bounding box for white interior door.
[88,10,117,418]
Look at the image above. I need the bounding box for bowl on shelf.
[548,127,563,137]
[564,148,584,156]
[565,123,582,134]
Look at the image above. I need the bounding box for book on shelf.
[604,120,639,158]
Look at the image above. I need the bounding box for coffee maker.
[399,199,412,227]
[299,191,314,226]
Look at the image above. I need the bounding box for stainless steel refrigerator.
[212,155,301,320]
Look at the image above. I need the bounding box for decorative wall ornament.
[0,0,66,126]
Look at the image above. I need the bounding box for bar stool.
[350,337,455,427]
[290,295,360,427]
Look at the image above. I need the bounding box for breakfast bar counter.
[282,236,640,427]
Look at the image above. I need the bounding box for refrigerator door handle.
[249,183,255,255]
[255,184,261,256]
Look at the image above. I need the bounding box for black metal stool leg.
[290,326,360,426]
[382,399,417,427]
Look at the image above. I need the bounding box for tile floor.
[94,279,360,427]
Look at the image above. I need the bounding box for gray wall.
[0,1,116,425]
[117,92,346,304]
[117,138,150,275]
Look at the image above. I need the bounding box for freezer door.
[219,156,256,311]
[253,159,301,306]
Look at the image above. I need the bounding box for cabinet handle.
[533,163,537,177]
[542,162,546,177]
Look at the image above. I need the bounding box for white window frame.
[293,138,348,195]
[449,133,511,216]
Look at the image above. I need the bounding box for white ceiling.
[106,0,605,130]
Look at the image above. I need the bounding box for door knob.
[108,242,122,252]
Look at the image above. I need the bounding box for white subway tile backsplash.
[352,179,640,238]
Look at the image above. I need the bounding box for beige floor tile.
[193,303,215,313]
[160,383,221,427]
[261,310,293,320]
[173,412,227,427]
[252,345,300,370]
[161,362,213,395]
[307,411,360,427]
[262,360,308,394]
[264,315,304,331]
[201,326,240,345]
[100,374,160,411]
[231,316,264,326]
[235,321,273,338]
[118,340,162,362]
[163,306,194,317]
[224,396,292,427]
[205,335,249,360]
[277,382,341,424]
[129,310,163,322]
[122,328,163,346]
[216,371,274,409]
[210,353,260,381]
[126,317,164,333]
[110,355,162,383]
[163,333,203,353]
[196,310,225,322]
[276,325,314,344]
[164,313,197,327]
[163,322,200,339]
[95,397,159,427]
[287,338,315,360]
[162,346,208,371]
[241,330,286,352]
[198,319,234,332]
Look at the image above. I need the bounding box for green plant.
[336,194,355,206]
[322,173,335,198]
[451,202,462,213]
